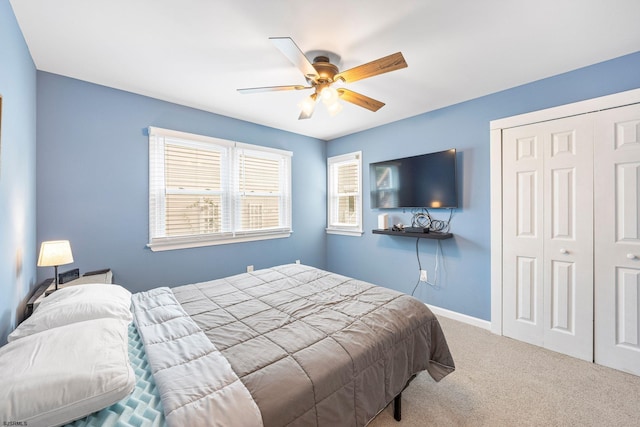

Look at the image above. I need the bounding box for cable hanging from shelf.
[411,237,443,296]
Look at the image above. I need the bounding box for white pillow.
[0,318,135,427]
[9,284,132,342]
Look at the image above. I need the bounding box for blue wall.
[326,51,640,321]
[21,11,640,326]
[36,72,327,292]
[0,0,37,343]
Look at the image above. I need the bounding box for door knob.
[560,248,569,254]
[628,253,638,260]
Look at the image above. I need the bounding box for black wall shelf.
[372,229,453,239]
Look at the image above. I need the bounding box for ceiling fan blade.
[335,52,407,84]
[237,85,311,94]
[270,37,319,80]
[337,89,385,112]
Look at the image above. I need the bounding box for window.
[327,151,363,236]
[148,127,292,251]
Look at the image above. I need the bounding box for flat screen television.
[369,149,458,209]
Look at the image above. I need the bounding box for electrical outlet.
[420,270,428,282]
[247,265,254,272]
[295,259,301,264]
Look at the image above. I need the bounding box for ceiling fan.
[237,37,408,120]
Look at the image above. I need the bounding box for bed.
[1,264,454,427]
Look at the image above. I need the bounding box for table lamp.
[37,240,74,291]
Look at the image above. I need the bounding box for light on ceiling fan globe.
[320,86,339,105]
[327,101,343,117]
[298,95,316,115]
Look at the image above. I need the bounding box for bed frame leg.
[393,392,402,421]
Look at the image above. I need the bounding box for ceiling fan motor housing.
[310,56,339,83]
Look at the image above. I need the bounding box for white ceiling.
[10,0,640,140]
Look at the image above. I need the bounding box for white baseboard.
[426,304,491,331]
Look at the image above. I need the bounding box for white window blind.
[148,127,292,251]
[327,151,363,236]
[235,147,291,234]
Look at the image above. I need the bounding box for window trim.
[148,127,292,251]
[326,151,363,236]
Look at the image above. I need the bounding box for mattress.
[131,263,455,427]
[65,323,166,427]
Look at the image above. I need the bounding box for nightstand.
[25,268,113,319]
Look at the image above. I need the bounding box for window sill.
[326,228,364,237]
[148,231,292,252]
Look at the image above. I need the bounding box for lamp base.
[54,265,59,291]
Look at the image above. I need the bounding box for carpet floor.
[369,316,640,426]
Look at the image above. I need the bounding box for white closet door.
[542,116,593,361]
[594,103,640,375]
[503,125,544,347]
[503,116,593,360]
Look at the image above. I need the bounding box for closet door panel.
[595,104,640,376]
[503,129,544,346]
[516,256,537,323]
[617,162,640,241]
[543,117,593,361]
[551,260,574,332]
[551,168,574,239]
[616,268,639,348]
[517,171,538,237]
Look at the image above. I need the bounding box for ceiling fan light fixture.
[326,101,343,117]
[320,86,339,105]
[298,93,317,116]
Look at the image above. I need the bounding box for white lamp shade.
[37,240,74,267]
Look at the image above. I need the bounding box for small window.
[327,151,363,236]
[148,127,292,251]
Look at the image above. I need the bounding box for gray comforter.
[136,264,454,426]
